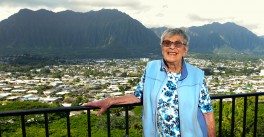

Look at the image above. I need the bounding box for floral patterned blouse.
[134,70,213,137]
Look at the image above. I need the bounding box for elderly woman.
[83,28,216,137]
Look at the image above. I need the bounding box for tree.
[39,68,51,75]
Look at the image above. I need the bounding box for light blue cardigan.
[142,59,207,137]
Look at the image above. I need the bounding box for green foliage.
[39,68,51,75]
[33,85,53,93]
[132,106,142,116]
[83,69,111,78]
[0,101,59,136]
[257,104,264,137]
[51,71,64,78]
[213,45,238,55]
[189,53,263,62]
[0,54,63,67]
[213,97,264,136]
[0,64,34,73]
[0,101,55,111]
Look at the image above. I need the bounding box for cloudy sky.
[0,0,263,36]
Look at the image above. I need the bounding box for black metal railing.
[210,92,264,137]
[0,92,264,137]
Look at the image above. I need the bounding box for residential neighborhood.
[0,57,264,107]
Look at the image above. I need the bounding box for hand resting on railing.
[82,94,141,116]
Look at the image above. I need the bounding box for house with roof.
[260,70,264,76]
[0,93,11,100]
[39,96,62,104]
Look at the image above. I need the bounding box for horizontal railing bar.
[0,92,264,117]
[211,92,264,99]
[0,103,143,117]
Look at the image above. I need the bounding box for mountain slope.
[1,9,264,58]
[151,22,264,55]
[187,22,264,54]
[0,9,161,58]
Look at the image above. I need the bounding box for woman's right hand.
[82,99,112,116]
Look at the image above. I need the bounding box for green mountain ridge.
[0,8,264,58]
[151,22,264,56]
[0,9,161,58]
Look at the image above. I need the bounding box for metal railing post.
[87,109,91,137]
[0,121,2,137]
[242,96,247,137]
[107,109,111,137]
[21,115,26,137]
[66,111,71,137]
[218,99,223,137]
[231,97,235,137]
[253,95,259,137]
[44,113,49,137]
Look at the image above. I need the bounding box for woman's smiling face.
[161,35,188,64]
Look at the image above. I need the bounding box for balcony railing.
[0,92,264,137]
